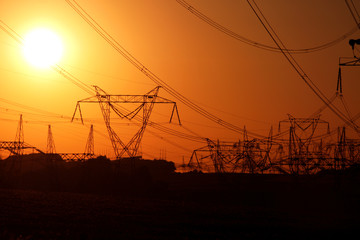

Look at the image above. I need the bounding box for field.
[1,170,359,239]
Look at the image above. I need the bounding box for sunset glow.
[0,0,359,164]
[0,1,359,238]
[23,28,63,68]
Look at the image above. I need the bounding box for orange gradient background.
[1,0,359,164]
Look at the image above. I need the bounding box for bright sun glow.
[23,28,63,68]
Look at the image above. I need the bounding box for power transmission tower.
[47,125,56,154]
[0,114,43,156]
[338,41,360,93]
[13,114,24,155]
[84,124,94,155]
[334,126,360,169]
[338,39,360,79]
[336,41,360,133]
[189,126,275,174]
[278,114,330,174]
[72,86,181,159]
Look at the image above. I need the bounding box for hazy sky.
[1,0,359,163]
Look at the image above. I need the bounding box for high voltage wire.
[179,0,360,139]
[0,20,23,44]
[0,20,204,148]
[246,0,359,133]
[64,62,271,128]
[0,100,191,156]
[77,104,199,154]
[64,0,360,143]
[2,10,208,146]
[0,28,195,157]
[176,0,359,53]
[62,63,154,87]
[272,94,337,139]
[0,20,94,95]
[75,93,207,143]
[345,0,360,27]
[2,1,357,157]
[52,65,94,95]
[0,97,73,120]
[1,92,203,149]
[64,0,266,139]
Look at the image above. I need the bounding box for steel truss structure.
[0,115,44,155]
[189,115,360,174]
[189,42,360,175]
[189,128,277,174]
[54,124,95,162]
[0,141,43,155]
[0,116,95,162]
[58,153,95,162]
[72,86,180,159]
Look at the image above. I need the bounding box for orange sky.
[1,0,359,163]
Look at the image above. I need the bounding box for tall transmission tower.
[189,127,275,173]
[336,40,360,133]
[278,114,330,174]
[72,86,181,159]
[334,127,360,169]
[0,115,43,156]
[46,125,56,154]
[84,124,94,155]
[13,114,24,155]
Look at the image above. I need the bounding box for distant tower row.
[46,124,94,155]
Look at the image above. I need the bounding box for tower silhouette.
[84,124,94,155]
[47,125,56,154]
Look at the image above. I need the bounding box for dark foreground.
[1,172,359,239]
[0,156,359,239]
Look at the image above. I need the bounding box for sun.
[23,28,64,68]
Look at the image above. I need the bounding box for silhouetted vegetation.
[317,163,360,176]
[0,154,176,194]
[0,154,359,239]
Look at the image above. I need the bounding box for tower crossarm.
[71,85,181,159]
[0,141,44,155]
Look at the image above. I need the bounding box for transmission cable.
[1,21,207,152]
[246,0,359,133]
[176,0,359,53]
[64,0,266,139]
[0,20,94,95]
[345,0,360,27]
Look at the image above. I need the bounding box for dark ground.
[0,156,359,239]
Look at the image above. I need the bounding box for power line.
[0,20,94,95]
[176,0,359,53]
[246,0,359,133]
[345,0,360,27]
[0,97,73,120]
[0,22,205,149]
[64,0,266,139]
[0,21,205,158]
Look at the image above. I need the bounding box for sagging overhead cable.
[1,20,208,146]
[246,0,359,133]
[64,0,266,139]
[176,0,359,54]
[345,0,360,28]
[0,20,94,95]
